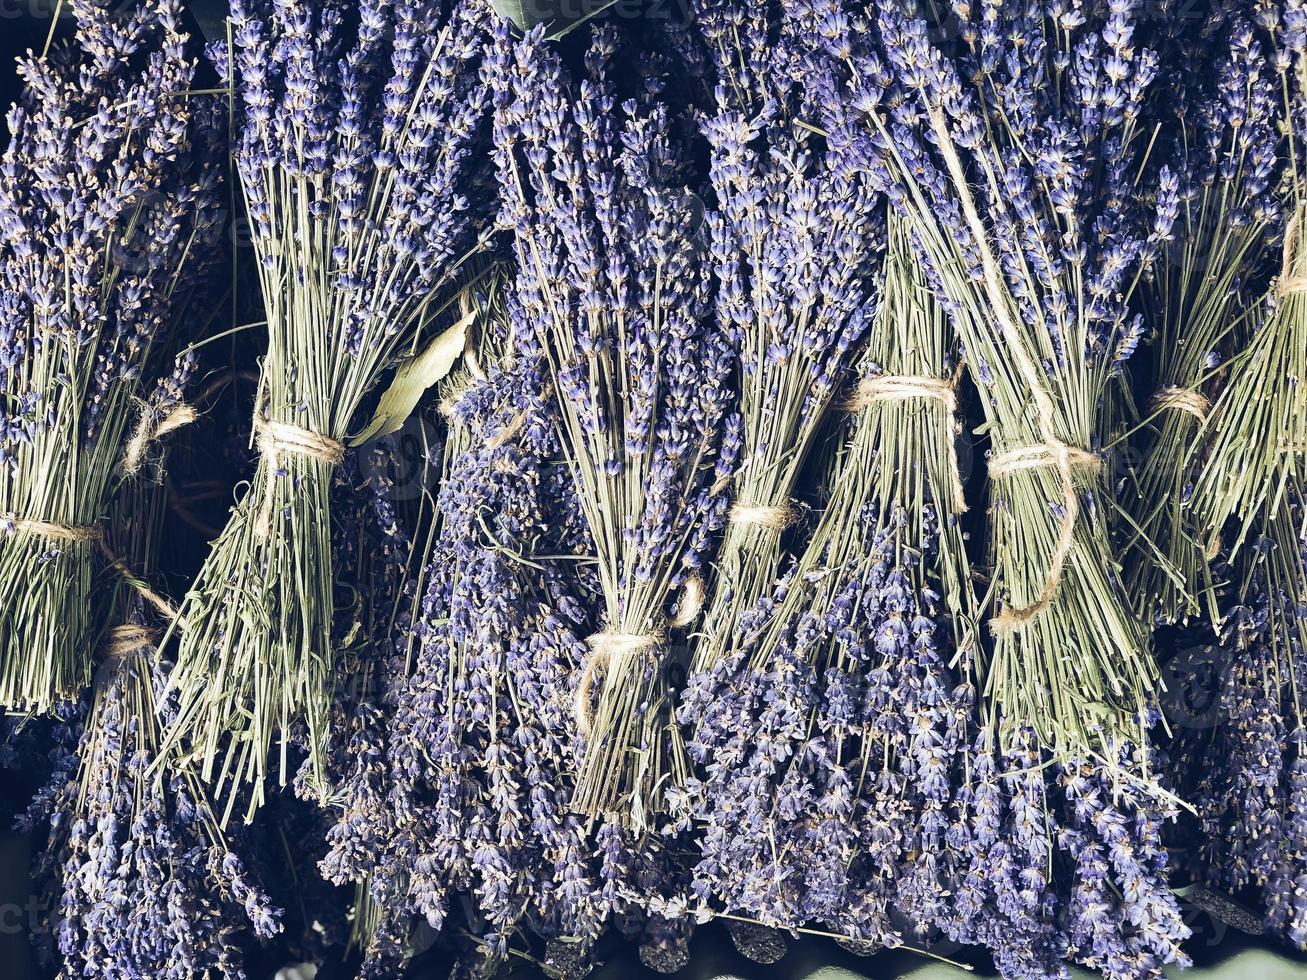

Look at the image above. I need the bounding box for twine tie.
[253,414,346,537]
[1,514,101,545]
[988,441,1102,634]
[841,373,968,510]
[729,501,797,533]
[574,630,663,736]
[1149,386,1211,425]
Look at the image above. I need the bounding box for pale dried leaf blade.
[350,311,475,446]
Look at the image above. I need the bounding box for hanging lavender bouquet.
[323,303,663,973]
[1187,4,1307,592]
[682,0,883,682]
[20,433,281,978]
[673,215,976,946]
[1167,518,1307,949]
[22,643,283,978]
[803,0,1177,769]
[1126,16,1284,626]
[492,23,738,826]
[0,0,224,712]
[162,0,496,821]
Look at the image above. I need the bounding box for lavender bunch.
[804,0,1177,768]
[673,216,975,945]
[682,1,883,680]
[23,646,283,978]
[1170,508,1307,948]
[1188,2,1307,580]
[317,287,498,966]
[1126,17,1285,626]
[21,431,280,978]
[492,24,738,825]
[162,0,496,821]
[941,734,1190,980]
[325,319,661,971]
[0,0,224,713]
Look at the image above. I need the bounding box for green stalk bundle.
[884,163,1157,770]
[826,15,1169,770]
[748,214,977,678]
[1185,42,1307,614]
[160,3,492,822]
[685,9,882,682]
[1125,68,1281,625]
[1188,200,1307,570]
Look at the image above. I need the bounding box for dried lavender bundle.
[1187,4,1307,580]
[162,0,495,820]
[1126,18,1284,625]
[682,1,883,680]
[672,216,975,942]
[0,0,224,712]
[492,25,737,825]
[319,288,494,970]
[22,644,282,978]
[20,421,281,978]
[804,0,1177,768]
[327,328,664,972]
[941,732,1190,980]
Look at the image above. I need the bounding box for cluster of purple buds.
[674,505,971,945]
[23,647,281,978]
[324,343,682,971]
[0,0,225,459]
[489,20,739,823]
[224,0,495,363]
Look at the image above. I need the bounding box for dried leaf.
[350,311,475,446]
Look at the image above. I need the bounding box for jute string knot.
[1278,210,1307,297]
[988,441,1102,634]
[1149,386,1211,425]
[1,513,101,545]
[574,630,663,736]
[841,374,958,414]
[840,372,968,510]
[123,402,200,476]
[252,414,346,538]
[729,501,797,533]
[100,624,158,659]
[254,417,346,467]
[93,625,158,693]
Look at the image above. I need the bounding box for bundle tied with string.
[1189,203,1307,567]
[573,630,665,737]
[160,402,350,826]
[0,508,105,711]
[811,3,1169,774]
[840,372,969,512]
[93,625,160,693]
[252,415,347,537]
[986,442,1102,633]
[0,0,226,715]
[154,0,496,826]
